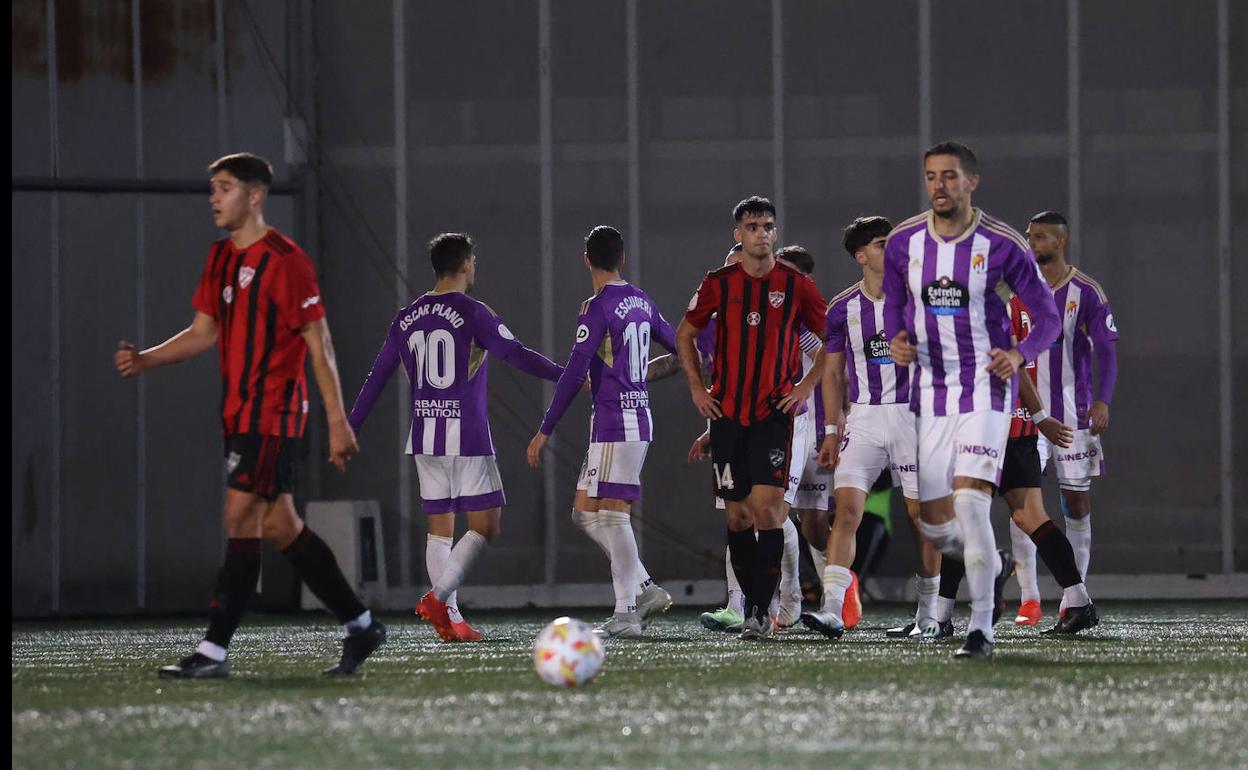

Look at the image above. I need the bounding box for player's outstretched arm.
[677,319,721,419]
[346,328,402,437]
[115,312,217,378]
[302,318,359,472]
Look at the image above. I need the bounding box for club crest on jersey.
[768,290,785,308]
[747,311,761,326]
[769,448,785,468]
[971,253,986,273]
[866,331,893,365]
[238,266,256,290]
[923,277,968,316]
[222,285,234,304]
[1066,300,1078,317]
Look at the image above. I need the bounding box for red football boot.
[415,591,457,642]
[842,572,862,630]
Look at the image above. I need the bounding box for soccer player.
[1025,211,1119,612]
[801,216,937,640]
[527,226,678,638]
[115,153,385,678]
[348,233,563,642]
[678,196,827,641]
[938,295,1099,634]
[885,142,1061,659]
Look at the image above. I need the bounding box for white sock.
[1065,514,1092,580]
[918,518,964,558]
[820,564,853,623]
[1010,519,1040,603]
[344,610,373,635]
[936,595,956,623]
[433,530,487,601]
[196,640,227,662]
[1062,582,1091,608]
[598,510,640,614]
[953,489,1001,641]
[780,517,801,609]
[808,543,827,578]
[426,534,460,615]
[573,510,610,556]
[725,547,744,616]
[916,575,940,623]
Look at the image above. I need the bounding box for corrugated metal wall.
[11,0,1247,616]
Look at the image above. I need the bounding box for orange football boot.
[842,571,862,630]
[1014,599,1042,626]
[451,618,483,642]
[415,591,457,641]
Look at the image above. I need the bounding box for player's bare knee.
[832,507,864,531]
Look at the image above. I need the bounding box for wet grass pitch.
[12,601,1248,769]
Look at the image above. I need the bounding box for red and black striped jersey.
[1008,295,1039,439]
[685,260,826,425]
[192,228,326,437]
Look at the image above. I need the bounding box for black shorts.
[709,411,793,503]
[999,435,1042,494]
[224,434,298,501]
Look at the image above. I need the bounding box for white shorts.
[577,441,649,501]
[834,403,919,500]
[1038,428,1103,490]
[414,454,506,514]
[792,447,833,511]
[916,410,1010,502]
[783,410,814,506]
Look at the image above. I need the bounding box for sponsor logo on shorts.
[957,443,1000,459]
[768,291,785,308]
[226,451,241,473]
[747,311,761,326]
[890,463,917,473]
[1055,448,1099,462]
[769,448,786,468]
[923,277,968,316]
[799,482,828,492]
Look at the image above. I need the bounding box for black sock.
[1030,520,1084,589]
[726,527,757,614]
[282,528,367,624]
[204,538,263,648]
[938,554,966,600]
[751,528,785,623]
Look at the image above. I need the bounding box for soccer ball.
[532,617,605,687]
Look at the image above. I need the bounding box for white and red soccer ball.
[532,617,605,687]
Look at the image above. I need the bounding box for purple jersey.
[349,291,562,456]
[825,281,911,406]
[540,281,677,442]
[883,210,1060,416]
[1035,267,1119,429]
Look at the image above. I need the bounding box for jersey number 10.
[622,321,651,382]
[408,329,455,389]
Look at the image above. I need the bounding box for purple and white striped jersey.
[540,281,677,443]
[883,210,1060,416]
[825,282,911,405]
[1035,267,1119,429]
[349,291,562,456]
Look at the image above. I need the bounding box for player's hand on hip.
[690,387,722,420]
[1088,400,1110,436]
[526,432,549,469]
[817,434,841,469]
[687,431,710,463]
[777,383,811,415]
[1038,417,1074,448]
[328,420,359,471]
[889,331,916,365]
[985,347,1025,380]
[115,340,144,378]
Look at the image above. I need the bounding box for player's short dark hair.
[428,232,474,277]
[775,245,814,276]
[733,196,777,222]
[585,225,625,271]
[924,141,978,174]
[208,153,273,187]
[1030,211,1068,228]
[842,216,893,258]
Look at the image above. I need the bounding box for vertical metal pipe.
[626,0,643,558]
[215,0,228,151]
[539,0,557,586]
[1216,0,1234,576]
[917,0,932,208]
[47,0,62,615]
[771,0,784,217]
[132,0,147,610]
[393,0,412,587]
[1067,0,1082,250]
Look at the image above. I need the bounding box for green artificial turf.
[12,601,1248,769]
